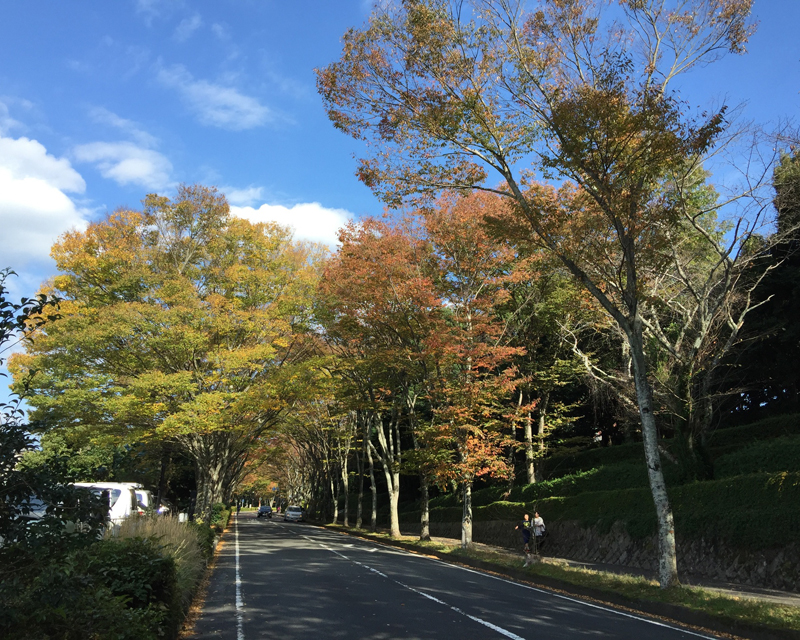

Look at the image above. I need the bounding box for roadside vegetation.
[0,270,229,639]
[3,0,800,634]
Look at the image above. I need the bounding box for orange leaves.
[320,191,525,486]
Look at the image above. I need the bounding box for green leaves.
[14,184,323,516]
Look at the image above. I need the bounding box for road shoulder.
[320,524,800,640]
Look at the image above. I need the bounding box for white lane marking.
[301,533,525,640]
[445,562,719,640]
[235,513,245,640]
[300,529,720,640]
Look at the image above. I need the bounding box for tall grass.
[110,515,206,611]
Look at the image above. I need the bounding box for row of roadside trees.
[8,0,800,591]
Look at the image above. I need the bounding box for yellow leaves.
[17,184,323,453]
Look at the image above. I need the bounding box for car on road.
[257,505,272,518]
[283,505,304,522]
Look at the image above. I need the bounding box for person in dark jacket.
[515,513,532,563]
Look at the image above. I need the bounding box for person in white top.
[532,511,546,553]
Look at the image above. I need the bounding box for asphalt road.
[190,513,723,639]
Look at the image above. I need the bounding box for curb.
[320,524,799,640]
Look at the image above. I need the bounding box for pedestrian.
[514,513,533,565]
[533,511,546,553]
[236,501,241,516]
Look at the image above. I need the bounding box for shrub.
[538,441,645,479]
[112,515,206,614]
[0,538,174,640]
[420,471,800,551]
[714,435,800,478]
[708,413,800,448]
[190,521,218,561]
[209,502,231,533]
[84,537,178,616]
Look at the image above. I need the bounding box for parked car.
[257,505,273,518]
[73,482,137,525]
[283,505,304,522]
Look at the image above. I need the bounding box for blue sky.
[0,0,798,300]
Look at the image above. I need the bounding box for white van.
[133,487,154,512]
[74,482,138,525]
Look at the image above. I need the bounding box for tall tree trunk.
[629,328,679,588]
[330,474,339,524]
[538,390,550,454]
[524,410,535,484]
[367,436,377,532]
[385,466,401,538]
[508,389,522,493]
[372,419,402,538]
[461,481,473,548]
[419,473,431,541]
[342,461,350,527]
[356,419,367,529]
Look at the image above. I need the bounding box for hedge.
[715,435,800,478]
[707,413,800,448]
[533,413,800,480]
[0,536,180,640]
[427,463,684,513]
[412,471,800,551]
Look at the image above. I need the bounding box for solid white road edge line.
[235,513,245,640]
[303,527,720,640]
[300,533,525,640]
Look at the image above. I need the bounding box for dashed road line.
[300,532,526,640]
[293,527,720,640]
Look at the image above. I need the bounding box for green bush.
[538,441,645,479]
[708,413,800,449]
[0,558,160,640]
[113,515,206,615]
[526,413,800,481]
[209,502,231,533]
[0,537,178,640]
[84,538,179,627]
[715,435,800,478]
[190,521,217,561]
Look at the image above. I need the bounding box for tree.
[318,0,760,587]
[11,185,322,520]
[318,216,441,537]
[727,150,800,415]
[1,268,108,563]
[421,192,522,546]
[492,242,589,482]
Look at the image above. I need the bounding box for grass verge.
[326,526,800,638]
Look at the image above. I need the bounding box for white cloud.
[157,64,271,130]
[231,202,353,247]
[0,103,22,135]
[211,23,230,41]
[0,135,88,268]
[0,136,85,192]
[73,141,172,190]
[174,14,203,42]
[135,0,161,25]
[89,106,158,147]
[223,186,263,206]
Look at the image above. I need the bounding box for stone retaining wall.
[402,520,800,592]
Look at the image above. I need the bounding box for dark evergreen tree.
[724,152,800,416]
